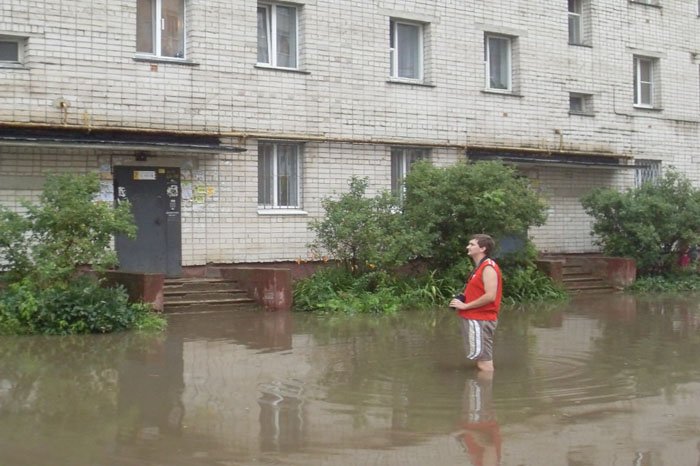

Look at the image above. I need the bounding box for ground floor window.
[391,147,429,196]
[634,159,661,187]
[258,141,302,208]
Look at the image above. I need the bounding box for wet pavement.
[1,293,700,466]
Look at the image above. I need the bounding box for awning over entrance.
[467,145,634,169]
[0,124,246,155]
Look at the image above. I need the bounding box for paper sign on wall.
[133,170,156,181]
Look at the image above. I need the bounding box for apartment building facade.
[1,0,699,275]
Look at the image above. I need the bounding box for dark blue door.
[114,166,181,277]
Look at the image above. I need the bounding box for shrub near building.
[296,162,565,313]
[0,174,165,335]
[582,170,700,292]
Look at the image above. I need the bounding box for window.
[634,159,661,187]
[136,0,185,58]
[389,19,423,80]
[485,34,512,91]
[634,56,657,107]
[391,147,429,196]
[568,0,582,44]
[569,93,593,114]
[0,37,24,64]
[258,142,301,208]
[258,3,298,68]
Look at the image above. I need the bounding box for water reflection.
[455,372,501,466]
[0,295,699,465]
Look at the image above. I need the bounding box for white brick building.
[1,0,698,275]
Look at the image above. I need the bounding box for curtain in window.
[161,0,185,58]
[136,0,155,54]
[276,6,297,68]
[637,59,652,105]
[568,0,582,44]
[397,23,420,79]
[391,148,428,195]
[277,144,298,207]
[258,143,274,206]
[488,36,509,90]
[257,7,270,63]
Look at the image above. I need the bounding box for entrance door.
[114,166,182,277]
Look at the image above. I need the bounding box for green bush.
[502,266,568,304]
[402,161,547,269]
[308,177,428,275]
[0,277,165,335]
[581,170,700,275]
[627,272,700,293]
[0,173,165,335]
[299,165,561,313]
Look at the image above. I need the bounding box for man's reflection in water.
[454,372,501,466]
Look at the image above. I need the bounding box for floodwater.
[1,294,700,466]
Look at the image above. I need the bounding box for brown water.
[1,293,700,466]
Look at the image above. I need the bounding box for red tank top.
[458,258,502,321]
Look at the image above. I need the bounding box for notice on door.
[133,170,156,181]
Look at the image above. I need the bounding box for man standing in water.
[449,234,503,372]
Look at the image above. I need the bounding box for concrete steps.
[561,261,618,294]
[163,278,256,313]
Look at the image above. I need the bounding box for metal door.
[114,166,182,277]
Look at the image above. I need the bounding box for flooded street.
[1,293,700,466]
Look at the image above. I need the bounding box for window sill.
[633,105,663,112]
[628,1,661,8]
[0,62,27,70]
[481,89,523,98]
[569,111,595,117]
[133,55,199,66]
[255,64,310,75]
[568,42,592,48]
[386,78,435,88]
[257,208,308,216]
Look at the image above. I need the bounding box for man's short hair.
[471,234,495,256]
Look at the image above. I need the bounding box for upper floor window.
[258,3,298,68]
[0,37,25,65]
[391,147,429,196]
[635,159,661,187]
[569,92,594,115]
[136,0,185,58]
[258,141,302,209]
[633,56,657,108]
[389,19,423,80]
[568,0,583,44]
[484,34,512,91]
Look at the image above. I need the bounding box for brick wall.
[1,0,699,264]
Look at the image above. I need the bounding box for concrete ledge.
[587,256,637,288]
[536,259,565,283]
[210,266,292,312]
[103,271,165,312]
[538,255,636,289]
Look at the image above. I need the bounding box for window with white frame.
[569,93,593,114]
[0,36,25,64]
[258,3,298,68]
[633,56,657,108]
[136,0,185,58]
[258,142,302,208]
[568,0,583,44]
[389,19,423,80]
[484,34,512,91]
[391,147,429,196]
[634,159,661,187]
